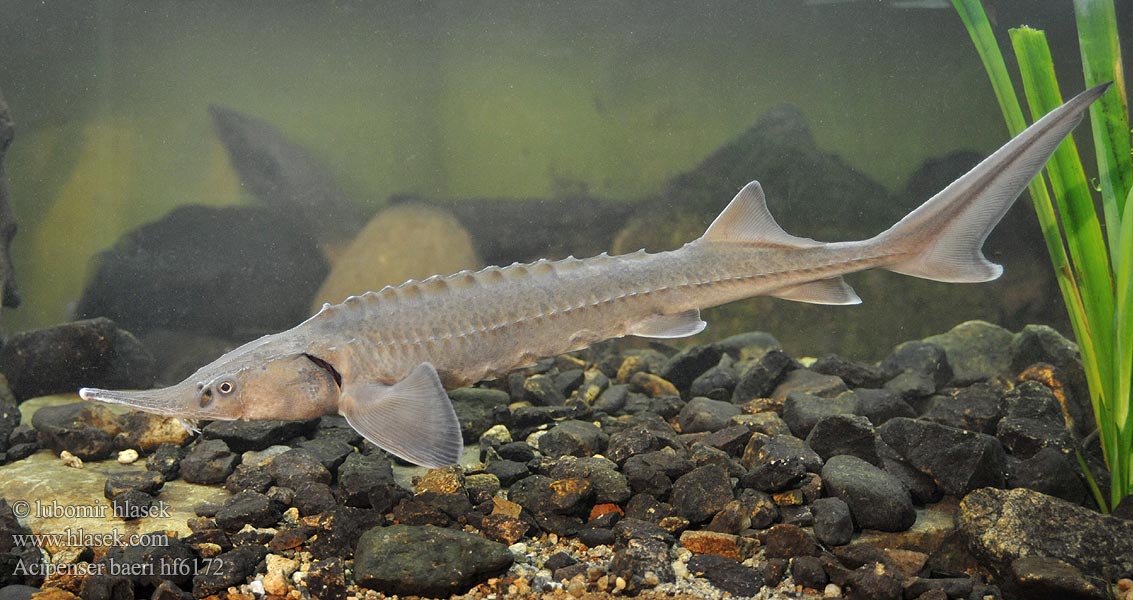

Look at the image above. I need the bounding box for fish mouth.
[79,385,228,420]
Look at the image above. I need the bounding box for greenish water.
[0,1,1106,345]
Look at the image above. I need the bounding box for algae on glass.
[952,0,1132,512]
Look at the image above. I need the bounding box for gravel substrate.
[2,319,1132,600]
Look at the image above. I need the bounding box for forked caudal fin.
[338,362,464,468]
[873,83,1110,283]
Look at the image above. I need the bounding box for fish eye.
[217,380,236,395]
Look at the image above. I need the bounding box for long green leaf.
[1114,186,1133,499]
[1074,0,1131,252]
[1011,27,1116,411]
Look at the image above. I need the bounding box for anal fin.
[339,362,463,468]
[629,309,708,339]
[771,277,862,305]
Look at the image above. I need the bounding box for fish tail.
[874,83,1108,283]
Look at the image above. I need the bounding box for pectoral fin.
[339,362,463,468]
[629,309,707,338]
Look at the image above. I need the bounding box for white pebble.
[117,448,139,464]
[247,579,265,597]
[824,582,843,597]
[59,451,83,468]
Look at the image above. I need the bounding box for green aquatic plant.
[952,0,1132,512]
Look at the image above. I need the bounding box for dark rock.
[0,318,155,401]
[771,369,849,404]
[509,404,590,431]
[550,456,630,504]
[790,555,828,589]
[624,494,678,526]
[822,455,915,532]
[877,442,942,505]
[508,475,592,515]
[305,506,380,560]
[670,465,733,524]
[881,341,952,388]
[304,556,346,600]
[1008,447,1088,504]
[180,439,240,485]
[903,576,975,599]
[497,441,536,462]
[674,397,740,434]
[805,414,880,466]
[609,538,674,594]
[265,448,331,489]
[1010,325,1090,436]
[146,443,185,480]
[714,331,781,360]
[661,344,724,391]
[2,443,35,462]
[353,524,512,597]
[622,448,689,497]
[689,363,738,401]
[0,585,40,600]
[78,574,134,599]
[923,320,1014,384]
[781,392,857,438]
[578,525,616,547]
[732,412,792,437]
[191,544,268,597]
[109,489,157,521]
[538,419,608,458]
[762,523,816,559]
[740,434,821,492]
[293,481,340,517]
[997,381,1074,459]
[523,373,565,406]
[779,504,813,527]
[605,421,678,464]
[0,380,18,455]
[921,383,1004,434]
[592,384,632,414]
[740,488,779,529]
[449,387,510,442]
[1011,556,1107,600]
[224,464,273,494]
[811,497,853,546]
[77,205,328,342]
[201,419,318,453]
[480,513,529,545]
[485,459,530,487]
[958,487,1133,585]
[335,451,398,508]
[884,370,938,401]
[848,388,915,426]
[104,469,165,498]
[0,500,40,587]
[698,424,753,456]
[763,557,789,587]
[810,354,887,388]
[688,553,765,596]
[732,349,798,402]
[31,401,121,460]
[390,494,451,526]
[878,417,1007,495]
[624,394,685,419]
[295,436,353,471]
[215,490,281,531]
[844,562,903,600]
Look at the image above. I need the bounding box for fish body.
[81,84,1109,468]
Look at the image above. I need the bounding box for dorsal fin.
[701,181,821,247]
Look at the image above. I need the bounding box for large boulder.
[75,205,328,342]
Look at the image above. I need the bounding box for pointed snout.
[79,383,212,419]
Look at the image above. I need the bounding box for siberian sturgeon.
[81,84,1108,467]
